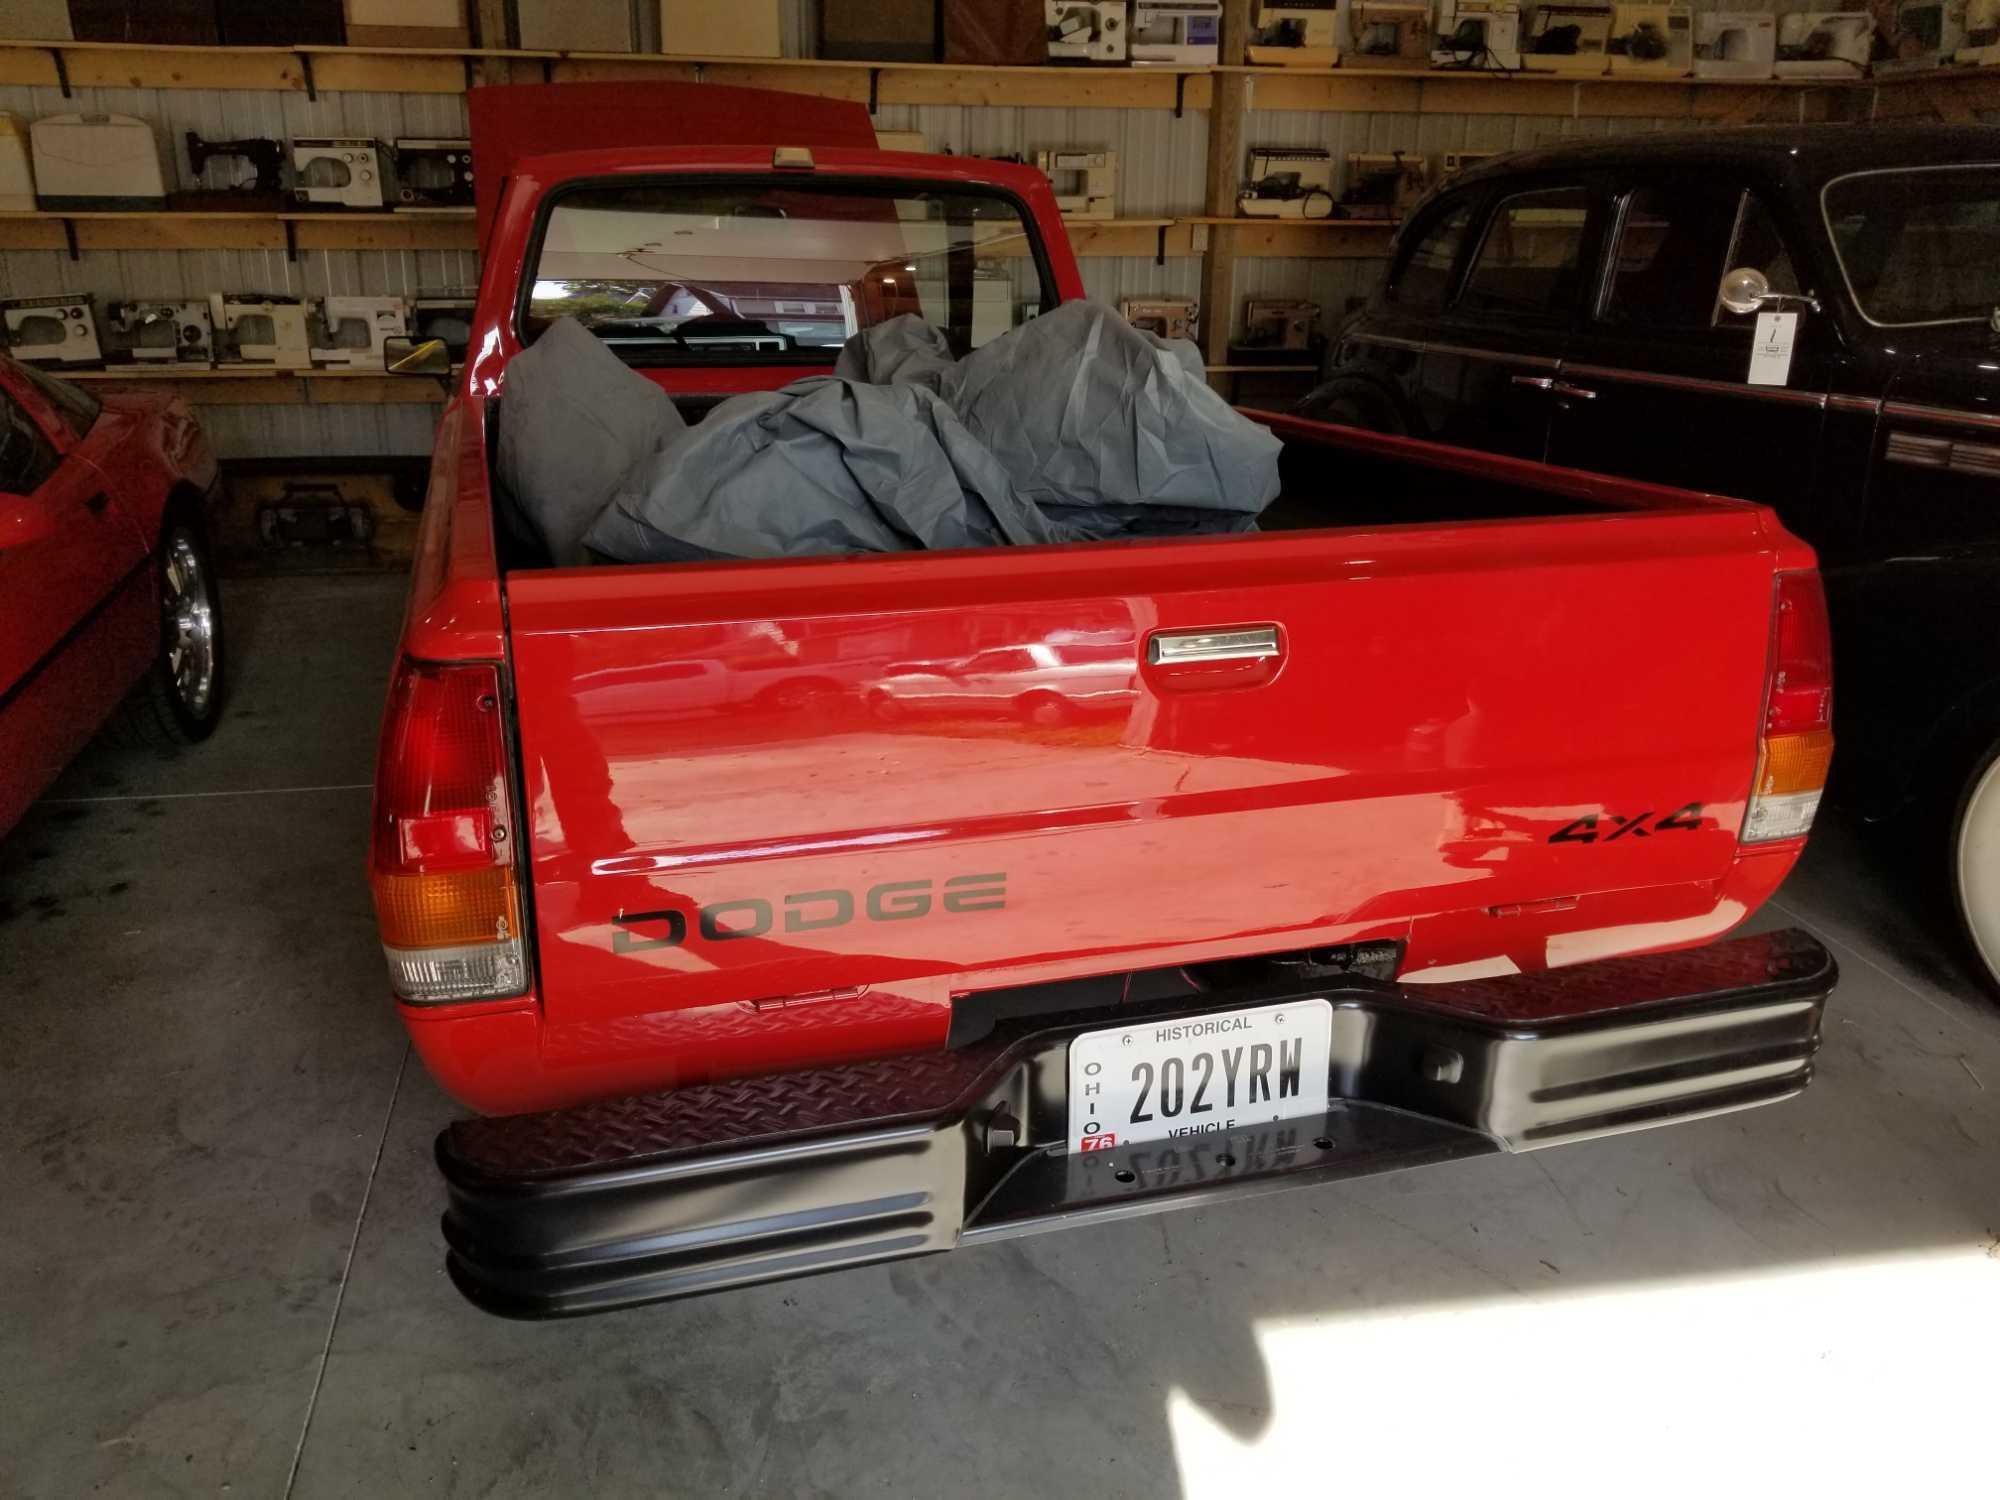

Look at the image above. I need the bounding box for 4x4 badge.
[1548,803,1705,845]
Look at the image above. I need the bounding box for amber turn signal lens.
[1756,728,1835,797]
[372,866,520,950]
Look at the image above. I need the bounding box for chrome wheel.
[162,528,217,720]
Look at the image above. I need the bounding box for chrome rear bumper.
[438,927,1835,1318]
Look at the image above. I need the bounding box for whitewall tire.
[1955,740,2000,993]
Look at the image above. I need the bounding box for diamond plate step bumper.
[438,927,1835,1318]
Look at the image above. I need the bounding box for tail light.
[369,659,527,1003]
[1742,570,1834,844]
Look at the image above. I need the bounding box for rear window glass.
[524,180,1057,364]
[12,360,101,438]
[1458,186,1591,321]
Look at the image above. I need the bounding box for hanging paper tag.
[1748,311,1797,387]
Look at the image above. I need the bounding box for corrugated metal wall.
[0,4,1703,460]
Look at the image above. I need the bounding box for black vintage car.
[1302,124,2000,991]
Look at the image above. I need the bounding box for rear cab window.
[520,178,1061,365]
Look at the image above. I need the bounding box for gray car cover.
[497,316,685,566]
[573,299,1282,565]
[585,377,1061,562]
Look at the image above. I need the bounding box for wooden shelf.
[0,208,1216,259]
[61,367,444,406]
[0,208,476,254]
[1194,216,1399,258]
[0,39,1214,110]
[0,36,1898,120]
[1226,65,1840,119]
[1859,64,2000,119]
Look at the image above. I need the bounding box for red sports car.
[0,357,224,836]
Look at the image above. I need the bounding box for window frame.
[1384,188,1480,311]
[1451,178,1600,328]
[513,172,1063,365]
[1820,161,2000,330]
[10,359,102,442]
[1592,179,1748,333]
[1588,171,1813,343]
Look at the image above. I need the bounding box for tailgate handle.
[1148,626,1281,666]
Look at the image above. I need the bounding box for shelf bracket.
[1174,72,1187,119]
[283,217,299,263]
[48,46,70,99]
[541,57,555,85]
[1155,224,1167,266]
[61,216,78,261]
[868,67,881,115]
[297,50,317,102]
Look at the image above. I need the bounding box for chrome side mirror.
[1718,266,1772,316]
[1719,266,1824,318]
[384,335,451,375]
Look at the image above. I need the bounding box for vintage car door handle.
[1510,375,1597,400]
[1148,626,1281,666]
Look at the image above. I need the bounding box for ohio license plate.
[1066,999,1334,1153]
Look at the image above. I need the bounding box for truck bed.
[436,411,1812,1112]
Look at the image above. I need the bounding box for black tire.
[1949,736,2000,997]
[118,504,226,747]
[1293,384,1408,436]
[1019,691,1071,728]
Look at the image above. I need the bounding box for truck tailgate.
[502,497,1794,1079]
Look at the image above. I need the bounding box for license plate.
[1066,999,1335,1153]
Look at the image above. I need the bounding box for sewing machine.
[310,295,410,369]
[1522,0,1614,71]
[1120,297,1198,341]
[1431,0,1523,69]
[1046,2,1130,60]
[1131,1,1222,62]
[291,137,387,209]
[3,295,103,367]
[1347,1,1432,66]
[1246,1,1342,64]
[106,300,214,367]
[1693,11,1776,77]
[1606,2,1693,74]
[1774,10,1872,76]
[1238,147,1336,219]
[1036,149,1119,219]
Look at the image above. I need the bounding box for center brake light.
[1742,569,1834,844]
[369,659,527,1004]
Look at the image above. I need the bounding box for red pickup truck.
[373,84,1838,1317]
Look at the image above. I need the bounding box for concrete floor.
[3,573,1998,1499]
